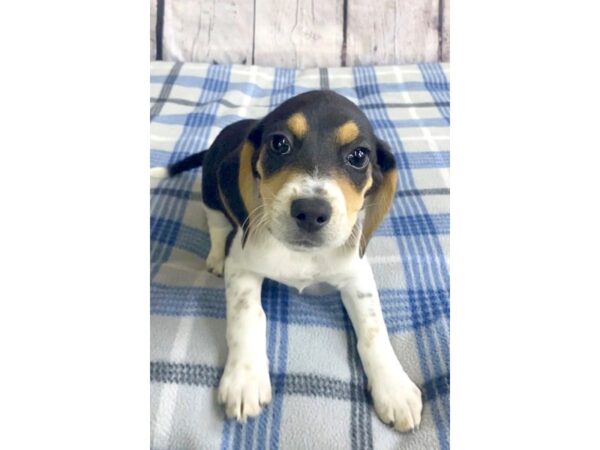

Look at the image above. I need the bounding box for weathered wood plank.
[153,0,448,65]
[150,0,157,60]
[253,0,344,68]
[441,0,449,61]
[162,0,254,64]
[345,0,440,65]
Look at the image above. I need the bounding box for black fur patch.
[216,149,248,229]
[168,151,206,176]
[225,229,236,257]
[367,139,397,196]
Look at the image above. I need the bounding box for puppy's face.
[245,91,395,252]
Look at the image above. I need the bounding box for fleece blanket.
[150,61,450,450]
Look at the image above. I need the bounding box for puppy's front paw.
[218,359,272,422]
[370,370,423,432]
[206,250,225,277]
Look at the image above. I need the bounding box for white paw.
[218,359,272,422]
[370,370,423,432]
[206,250,225,277]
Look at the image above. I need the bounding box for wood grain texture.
[253,0,344,67]
[345,0,440,65]
[441,0,449,61]
[151,0,449,66]
[151,0,157,60]
[162,0,254,64]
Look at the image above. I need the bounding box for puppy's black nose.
[291,198,332,232]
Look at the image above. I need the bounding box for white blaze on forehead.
[279,174,344,203]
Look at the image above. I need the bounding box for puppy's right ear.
[247,121,263,147]
[217,146,248,229]
[216,121,265,247]
[247,121,264,178]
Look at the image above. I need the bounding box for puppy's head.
[239,91,397,255]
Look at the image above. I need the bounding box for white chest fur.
[226,230,360,291]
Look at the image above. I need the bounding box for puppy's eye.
[346,147,370,169]
[269,134,291,155]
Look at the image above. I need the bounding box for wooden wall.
[151,0,449,67]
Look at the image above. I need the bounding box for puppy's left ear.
[360,138,398,257]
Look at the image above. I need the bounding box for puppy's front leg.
[340,259,423,432]
[218,267,271,421]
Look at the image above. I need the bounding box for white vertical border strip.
[452,2,600,450]
[2,0,149,449]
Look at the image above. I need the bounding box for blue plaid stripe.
[418,63,450,123]
[150,62,182,121]
[151,62,450,450]
[345,314,372,450]
[154,114,449,130]
[151,284,448,334]
[396,151,450,169]
[353,65,450,450]
[150,75,438,98]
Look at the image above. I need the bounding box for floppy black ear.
[216,139,259,247]
[360,138,398,257]
[247,121,264,177]
[247,122,263,149]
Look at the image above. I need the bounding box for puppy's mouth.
[286,234,324,250]
[266,225,325,250]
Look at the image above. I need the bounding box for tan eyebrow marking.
[336,120,360,145]
[287,112,308,139]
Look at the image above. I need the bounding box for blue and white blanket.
[150,62,450,450]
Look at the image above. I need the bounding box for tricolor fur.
[152,90,422,432]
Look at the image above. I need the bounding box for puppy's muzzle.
[290,197,332,233]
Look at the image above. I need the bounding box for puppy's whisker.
[241,204,269,245]
[256,214,270,234]
[247,210,270,242]
[242,204,267,230]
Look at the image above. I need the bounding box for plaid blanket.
[150,62,450,450]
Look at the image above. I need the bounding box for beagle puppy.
[151,90,422,432]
